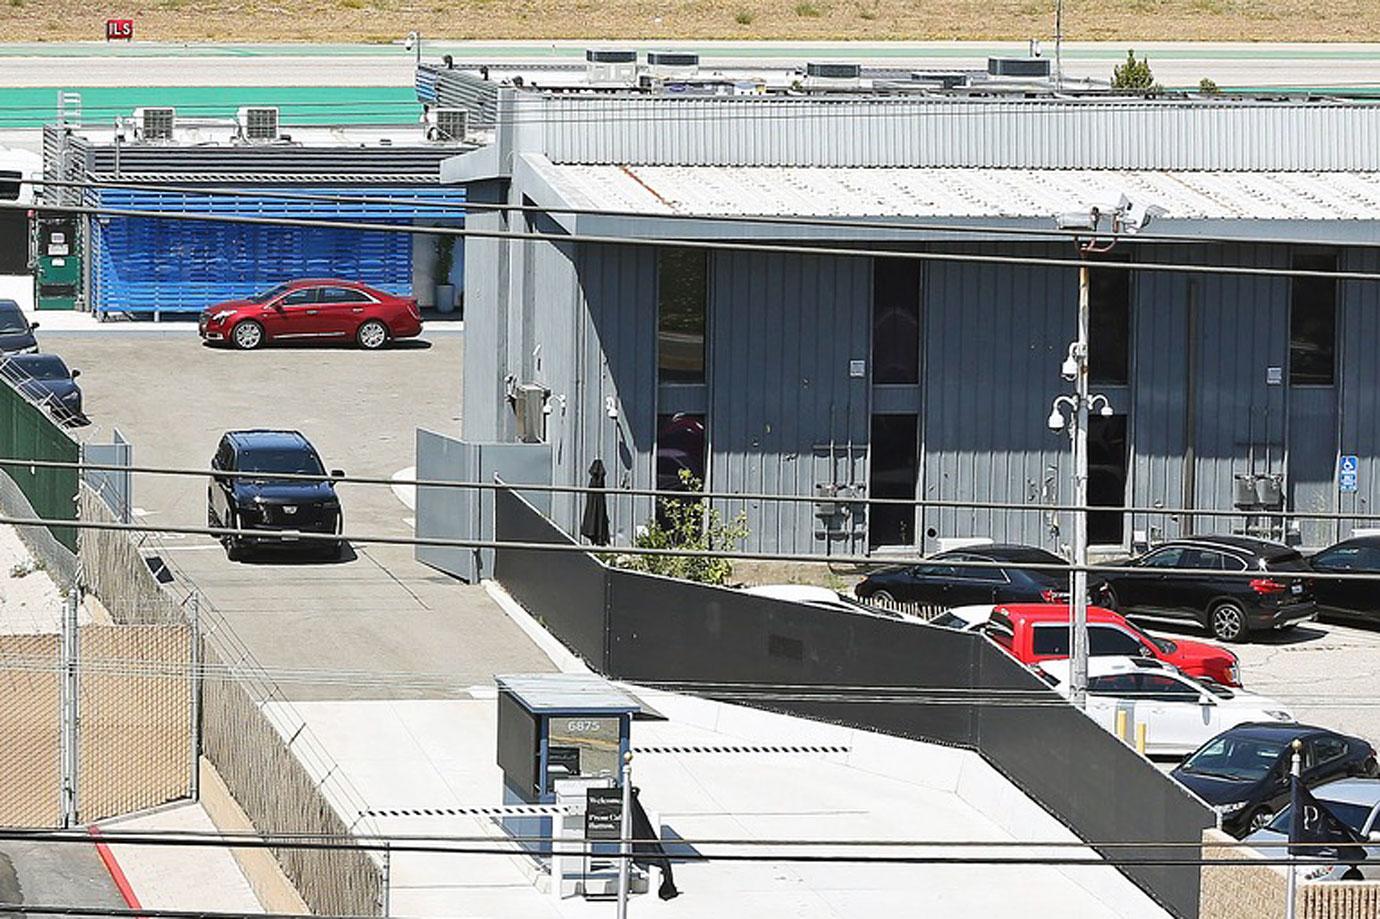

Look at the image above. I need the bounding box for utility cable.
[0,454,1368,523]
[7,198,1380,283]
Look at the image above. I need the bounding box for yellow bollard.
[1135,722,1148,756]
[1115,709,1128,743]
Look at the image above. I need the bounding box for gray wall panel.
[1339,248,1380,537]
[922,244,1072,552]
[708,250,870,555]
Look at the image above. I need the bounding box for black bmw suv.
[207,430,344,561]
[1097,535,1315,642]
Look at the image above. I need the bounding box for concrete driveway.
[0,840,125,910]
[48,329,552,701]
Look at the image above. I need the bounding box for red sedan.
[198,279,423,351]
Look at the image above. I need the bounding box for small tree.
[616,470,749,585]
[1112,50,1158,93]
[1198,77,1220,95]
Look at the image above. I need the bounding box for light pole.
[1050,195,1164,707]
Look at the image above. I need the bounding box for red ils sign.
[105,19,134,41]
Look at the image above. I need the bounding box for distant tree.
[1112,50,1159,93]
[1198,77,1220,94]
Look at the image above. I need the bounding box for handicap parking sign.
[1340,455,1360,493]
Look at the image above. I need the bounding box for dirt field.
[0,0,1377,44]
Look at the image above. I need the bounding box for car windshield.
[11,356,68,380]
[930,611,975,629]
[1266,800,1374,835]
[1267,549,1311,572]
[247,283,293,304]
[0,304,27,334]
[236,447,325,478]
[1180,735,1285,781]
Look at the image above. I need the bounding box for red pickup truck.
[981,603,1241,687]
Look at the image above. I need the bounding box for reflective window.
[280,288,318,306]
[1088,626,1146,656]
[1141,547,1187,568]
[655,413,706,492]
[872,258,921,384]
[1032,625,1068,656]
[1308,737,1349,769]
[657,249,707,383]
[1088,673,1139,695]
[1134,674,1200,700]
[1090,268,1131,386]
[1314,544,1380,572]
[869,414,918,548]
[319,287,372,303]
[1290,253,1337,385]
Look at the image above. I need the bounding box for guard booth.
[495,673,649,898]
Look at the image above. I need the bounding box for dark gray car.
[2,353,86,426]
[0,299,38,355]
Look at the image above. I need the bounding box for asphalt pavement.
[0,840,126,911]
[46,327,554,701]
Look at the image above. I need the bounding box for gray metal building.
[440,92,1380,557]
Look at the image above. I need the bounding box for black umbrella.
[580,458,610,546]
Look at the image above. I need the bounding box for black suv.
[1097,535,1314,642]
[207,430,344,561]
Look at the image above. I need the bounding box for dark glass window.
[1089,268,1131,385]
[869,414,918,548]
[1088,626,1145,656]
[657,249,707,383]
[872,258,921,384]
[1087,414,1128,546]
[655,413,706,492]
[1290,253,1337,385]
[319,287,372,303]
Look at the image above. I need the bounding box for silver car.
[1244,777,1380,880]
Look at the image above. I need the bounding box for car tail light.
[1249,578,1287,595]
[407,298,420,319]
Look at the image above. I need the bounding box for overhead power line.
[1,454,1372,524]
[6,198,1380,284]
[30,176,1380,252]
[9,506,1380,581]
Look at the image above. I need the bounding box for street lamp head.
[1060,354,1079,381]
[1099,402,1114,418]
[403,31,418,50]
[1055,211,1098,232]
[1047,407,1067,432]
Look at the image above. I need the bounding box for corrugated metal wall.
[85,186,465,315]
[921,244,1072,551]
[529,96,1380,170]
[708,250,870,556]
[475,228,1364,554]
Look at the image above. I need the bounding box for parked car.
[927,604,997,631]
[198,279,422,351]
[740,584,891,616]
[2,353,86,425]
[1096,535,1316,643]
[1038,657,1290,758]
[855,544,1069,610]
[1245,778,1380,880]
[207,430,345,561]
[982,603,1241,686]
[1171,723,1378,836]
[1308,536,1380,624]
[0,299,38,355]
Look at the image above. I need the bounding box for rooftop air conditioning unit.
[585,48,638,85]
[425,107,468,142]
[803,62,863,91]
[646,50,699,80]
[987,57,1053,79]
[132,107,175,141]
[237,106,280,142]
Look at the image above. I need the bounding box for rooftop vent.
[132,107,175,141]
[803,62,863,91]
[585,48,638,85]
[236,106,280,142]
[987,57,1053,79]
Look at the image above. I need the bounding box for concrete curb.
[86,826,144,911]
[482,579,589,675]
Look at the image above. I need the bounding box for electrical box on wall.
[513,383,548,443]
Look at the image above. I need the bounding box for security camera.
[1121,202,1168,234]
[403,32,417,51]
[1056,211,1098,231]
[1092,192,1132,217]
[1061,355,1079,380]
[1047,408,1066,432]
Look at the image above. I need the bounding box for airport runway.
[1,39,1378,92]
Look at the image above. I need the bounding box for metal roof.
[87,172,442,184]
[496,673,644,714]
[526,160,1380,222]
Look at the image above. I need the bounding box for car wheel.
[1359,756,1379,778]
[231,320,265,351]
[1210,602,1248,643]
[1247,807,1275,832]
[356,319,389,350]
[871,590,897,606]
[1101,587,1121,612]
[224,510,246,562]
